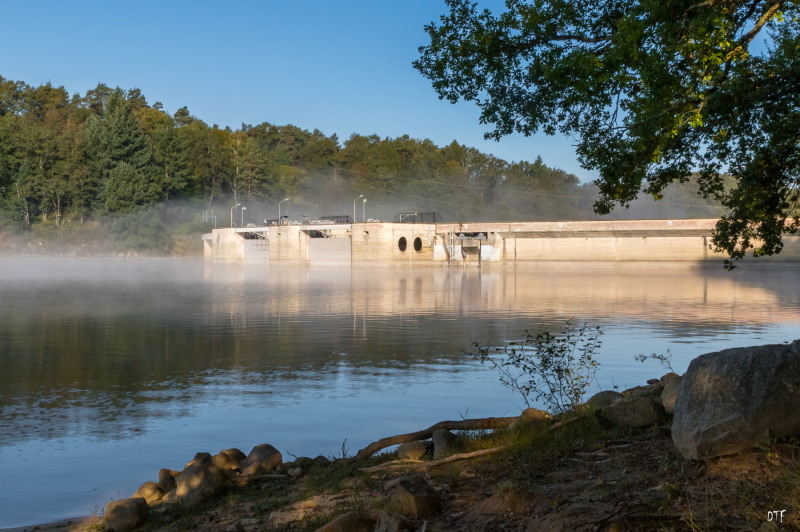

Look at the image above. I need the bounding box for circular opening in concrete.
[398,237,407,252]
[413,237,422,252]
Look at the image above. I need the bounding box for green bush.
[469,321,602,414]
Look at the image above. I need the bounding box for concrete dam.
[202,218,800,266]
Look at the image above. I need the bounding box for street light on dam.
[230,203,240,227]
[362,197,367,223]
[278,198,290,225]
[353,195,364,223]
[241,206,246,227]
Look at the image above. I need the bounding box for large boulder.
[397,441,431,460]
[672,340,800,460]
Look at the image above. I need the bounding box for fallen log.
[355,416,519,459]
[360,446,505,473]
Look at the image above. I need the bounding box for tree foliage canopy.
[0,75,723,243]
[414,0,800,264]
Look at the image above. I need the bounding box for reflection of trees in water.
[1,260,798,446]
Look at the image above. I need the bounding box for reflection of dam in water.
[203,218,800,265]
[204,263,800,331]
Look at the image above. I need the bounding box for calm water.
[1,258,799,527]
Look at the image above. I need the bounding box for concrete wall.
[307,236,352,264]
[204,220,800,265]
[351,222,436,265]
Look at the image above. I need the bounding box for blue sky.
[0,0,592,180]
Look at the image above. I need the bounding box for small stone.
[622,382,664,399]
[660,372,682,415]
[133,481,163,505]
[175,455,228,507]
[221,447,246,464]
[585,390,622,409]
[213,448,246,471]
[389,475,441,518]
[157,468,179,493]
[240,443,283,476]
[313,455,331,465]
[520,407,550,421]
[397,440,431,460]
[185,451,212,468]
[599,396,664,427]
[288,467,304,477]
[104,497,148,532]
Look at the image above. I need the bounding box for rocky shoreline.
[6,339,800,531]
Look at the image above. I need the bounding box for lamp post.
[241,206,246,227]
[278,198,290,226]
[353,194,364,223]
[362,197,367,223]
[230,203,240,227]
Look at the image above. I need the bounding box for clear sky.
[0,0,592,181]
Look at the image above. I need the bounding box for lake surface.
[1,258,799,527]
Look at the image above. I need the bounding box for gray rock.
[660,372,682,415]
[104,497,148,532]
[185,451,212,468]
[316,511,376,532]
[389,475,441,518]
[287,467,304,477]
[397,440,431,460]
[132,481,163,505]
[672,340,800,460]
[157,468,179,493]
[622,382,664,399]
[432,429,458,460]
[175,453,228,507]
[240,443,283,476]
[599,396,664,427]
[585,390,622,409]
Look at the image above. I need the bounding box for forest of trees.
[0,77,722,253]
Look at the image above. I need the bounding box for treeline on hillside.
[0,78,723,251]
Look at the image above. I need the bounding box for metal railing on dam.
[202,219,800,266]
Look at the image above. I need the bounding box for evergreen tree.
[85,88,158,213]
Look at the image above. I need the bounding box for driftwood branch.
[543,413,585,433]
[360,446,506,473]
[355,416,520,459]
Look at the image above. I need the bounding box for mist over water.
[1,258,799,527]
